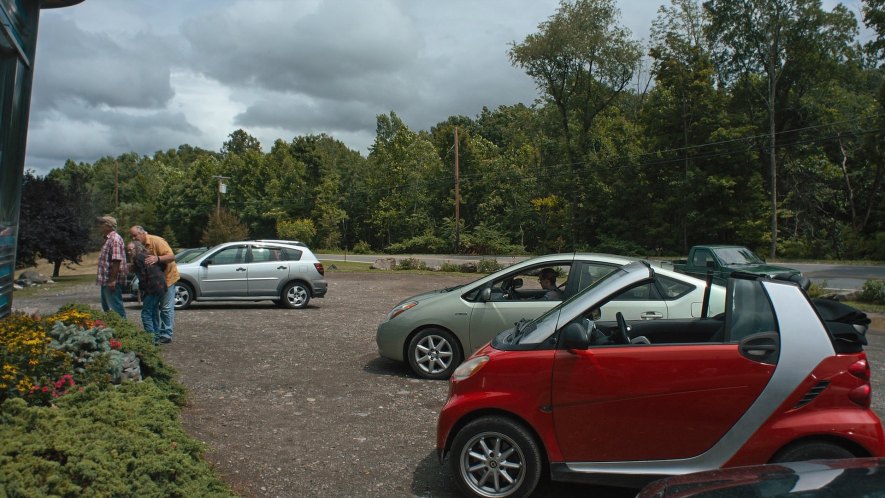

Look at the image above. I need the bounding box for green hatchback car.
[376,253,725,379]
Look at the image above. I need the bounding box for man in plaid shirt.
[96,215,127,318]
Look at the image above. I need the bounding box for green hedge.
[0,306,233,497]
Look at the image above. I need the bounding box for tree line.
[18,0,885,274]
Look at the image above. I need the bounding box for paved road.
[320,254,884,291]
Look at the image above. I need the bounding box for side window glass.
[655,275,694,299]
[693,249,713,267]
[251,247,273,263]
[486,264,571,302]
[573,263,618,294]
[726,279,778,342]
[281,248,303,261]
[209,247,245,265]
[610,283,660,302]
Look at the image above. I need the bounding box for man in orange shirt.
[129,225,179,344]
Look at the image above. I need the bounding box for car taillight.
[849,358,870,381]
[314,263,325,276]
[850,384,872,408]
[848,357,872,407]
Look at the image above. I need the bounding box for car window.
[610,282,660,301]
[572,262,619,294]
[208,246,245,265]
[280,247,303,261]
[655,275,694,299]
[726,279,778,342]
[251,247,282,263]
[486,264,571,302]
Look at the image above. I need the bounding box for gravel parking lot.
[12,271,885,497]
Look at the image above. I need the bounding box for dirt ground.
[10,267,885,498]
[13,270,633,497]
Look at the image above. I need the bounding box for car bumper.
[376,320,408,362]
[312,282,328,298]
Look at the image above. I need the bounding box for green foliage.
[439,261,463,272]
[459,223,525,255]
[351,241,372,254]
[395,258,428,271]
[0,382,234,497]
[806,280,828,299]
[201,209,250,247]
[590,235,647,257]
[477,259,504,273]
[277,218,316,246]
[386,232,448,254]
[859,280,885,305]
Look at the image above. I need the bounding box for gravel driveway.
[11,271,885,497]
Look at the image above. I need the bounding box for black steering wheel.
[615,312,631,344]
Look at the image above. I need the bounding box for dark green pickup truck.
[671,245,809,288]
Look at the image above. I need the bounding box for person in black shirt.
[127,241,168,344]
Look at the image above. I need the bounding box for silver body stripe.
[564,282,834,476]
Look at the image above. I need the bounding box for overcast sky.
[26,0,869,176]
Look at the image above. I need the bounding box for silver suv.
[174,240,327,310]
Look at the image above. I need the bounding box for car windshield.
[176,248,208,264]
[515,262,651,345]
[715,247,764,265]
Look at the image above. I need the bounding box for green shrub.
[386,232,447,254]
[806,280,828,299]
[591,235,646,257]
[859,280,885,305]
[477,259,503,273]
[352,240,372,254]
[395,258,427,271]
[439,262,462,273]
[0,382,234,497]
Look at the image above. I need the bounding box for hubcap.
[287,286,306,306]
[460,432,525,497]
[175,286,189,306]
[414,335,453,374]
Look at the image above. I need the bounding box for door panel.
[551,344,775,462]
[248,246,289,296]
[198,245,248,297]
[468,301,555,352]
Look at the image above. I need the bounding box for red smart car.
[437,261,883,497]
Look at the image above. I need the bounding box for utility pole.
[114,161,119,209]
[213,176,230,216]
[454,126,460,254]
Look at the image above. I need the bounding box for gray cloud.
[25,0,670,175]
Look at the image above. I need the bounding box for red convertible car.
[436,261,882,497]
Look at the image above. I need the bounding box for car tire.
[175,282,194,310]
[770,441,855,463]
[407,328,462,380]
[281,281,310,309]
[450,416,542,498]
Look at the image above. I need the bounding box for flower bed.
[0,304,234,496]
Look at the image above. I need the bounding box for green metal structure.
[0,0,84,318]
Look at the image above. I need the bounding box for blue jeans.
[100,285,126,318]
[158,284,176,339]
[140,293,162,335]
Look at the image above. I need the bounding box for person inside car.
[539,267,563,300]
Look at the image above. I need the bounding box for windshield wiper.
[511,318,535,343]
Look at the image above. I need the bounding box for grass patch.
[13,274,95,299]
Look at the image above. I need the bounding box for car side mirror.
[201,260,211,267]
[479,287,491,302]
[562,322,589,351]
[706,260,715,269]
[512,278,523,289]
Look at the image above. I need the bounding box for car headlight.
[387,301,418,320]
[452,356,489,382]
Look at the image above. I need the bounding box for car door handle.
[277,265,287,270]
[640,311,663,320]
[236,267,247,272]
